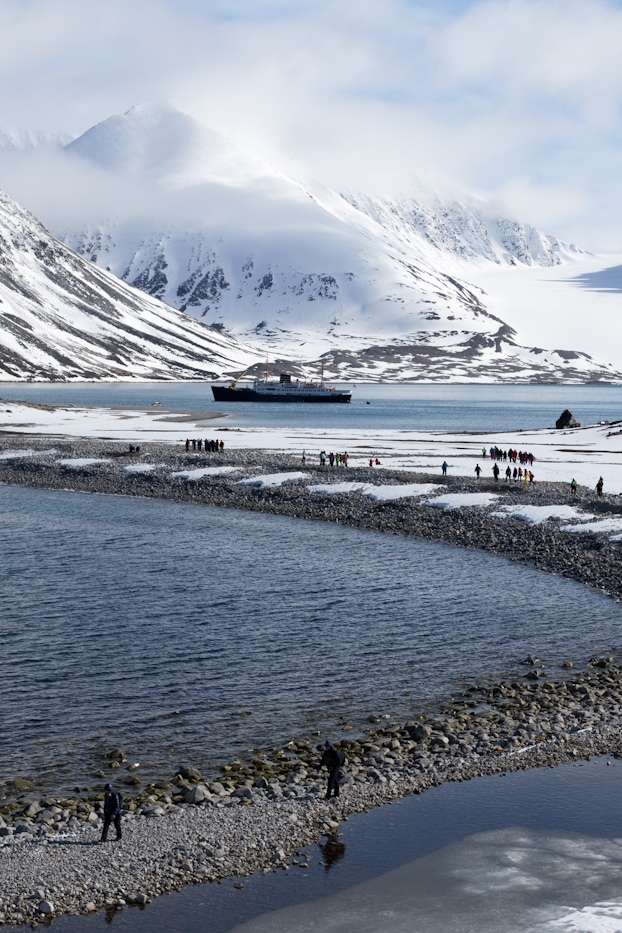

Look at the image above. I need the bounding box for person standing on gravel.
[492,462,500,482]
[442,461,448,476]
[596,476,604,496]
[320,741,345,799]
[475,464,481,479]
[101,783,123,842]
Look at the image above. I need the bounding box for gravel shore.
[1,435,622,927]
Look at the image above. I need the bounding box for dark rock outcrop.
[556,409,578,429]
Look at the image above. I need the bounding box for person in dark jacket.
[101,783,123,842]
[320,741,345,799]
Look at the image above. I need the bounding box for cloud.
[1,0,622,248]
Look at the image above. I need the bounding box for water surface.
[1,483,620,794]
[1,382,621,432]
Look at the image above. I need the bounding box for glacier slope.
[0,188,260,382]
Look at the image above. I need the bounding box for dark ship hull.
[211,385,351,403]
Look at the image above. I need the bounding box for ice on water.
[232,828,622,933]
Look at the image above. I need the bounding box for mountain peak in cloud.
[65,103,277,188]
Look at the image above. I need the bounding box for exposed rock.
[556,409,578,429]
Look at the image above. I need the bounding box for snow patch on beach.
[0,448,57,459]
[56,458,110,468]
[309,482,440,499]
[561,517,622,538]
[365,483,441,501]
[426,493,499,510]
[492,504,594,524]
[239,472,306,488]
[123,463,165,474]
[173,466,241,480]
[308,482,368,495]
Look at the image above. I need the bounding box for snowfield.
[1,401,621,494]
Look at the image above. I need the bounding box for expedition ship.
[211,370,352,403]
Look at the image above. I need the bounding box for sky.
[1,0,622,249]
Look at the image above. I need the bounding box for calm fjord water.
[0,482,620,794]
[1,381,622,431]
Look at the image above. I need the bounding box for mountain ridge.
[0,103,617,383]
[0,187,260,381]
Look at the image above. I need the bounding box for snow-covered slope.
[16,103,618,382]
[339,190,583,269]
[0,188,260,382]
[0,125,72,151]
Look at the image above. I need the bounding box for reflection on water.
[319,835,346,873]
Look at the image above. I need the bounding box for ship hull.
[211,386,351,403]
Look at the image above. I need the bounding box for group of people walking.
[483,446,535,466]
[185,438,224,452]
[484,462,535,483]
[315,450,349,467]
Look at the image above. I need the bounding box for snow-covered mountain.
[0,125,72,151]
[0,188,260,381]
[3,102,618,383]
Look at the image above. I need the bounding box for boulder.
[177,765,202,782]
[184,784,210,804]
[406,723,431,742]
[556,409,578,429]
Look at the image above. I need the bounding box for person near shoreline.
[101,783,123,842]
[301,450,306,465]
[320,740,345,799]
[492,462,500,482]
[571,478,577,495]
[596,476,604,496]
[442,461,448,476]
[474,463,481,478]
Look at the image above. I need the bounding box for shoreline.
[2,435,622,925]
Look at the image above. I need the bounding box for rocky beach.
[1,433,622,926]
